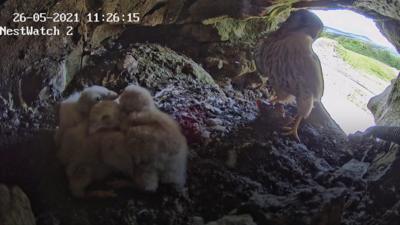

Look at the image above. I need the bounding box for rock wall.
[1,0,399,134]
[0,184,36,225]
[1,0,399,105]
[377,19,400,53]
[368,74,400,126]
[1,0,400,225]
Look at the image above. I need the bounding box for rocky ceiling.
[0,0,399,103]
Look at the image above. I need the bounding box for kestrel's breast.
[255,32,323,99]
[255,35,298,95]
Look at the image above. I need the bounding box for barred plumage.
[254,9,324,141]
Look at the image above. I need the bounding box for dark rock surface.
[368,74,400,126]
[1,0,399,107]
[0,43,399,225]
[0,184,36,225]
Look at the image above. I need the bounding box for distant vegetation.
[335,45,397,81]
[321,31,400,70]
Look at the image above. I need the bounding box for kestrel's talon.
[282,128,301,142]
[282,126,293,131]
[282,116,296,129]
[274,103,285,117]
[269,96,278,105]
[281,115,301,142]
[86,190,117,198]
[283,117,295,126]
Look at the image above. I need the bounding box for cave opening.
[311,9,399,134]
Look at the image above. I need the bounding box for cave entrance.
[311,9,400,134]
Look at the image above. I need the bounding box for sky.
[312,9,397,52]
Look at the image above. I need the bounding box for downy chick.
[55,85,118,145]
[60,100,123,198]
[88,100,135,179]
[119,85,188,191]
[59,121,114,197]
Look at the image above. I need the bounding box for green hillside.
[321,31,400,70]
[335,44,397,81]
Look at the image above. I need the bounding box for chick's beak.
[107,91,119,100]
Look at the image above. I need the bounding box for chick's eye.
[95,96,102,101]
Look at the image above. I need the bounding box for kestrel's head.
[88,100,120,134]
[280,9,323,40]
[119,85,155,113]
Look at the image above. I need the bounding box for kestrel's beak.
[114,97,120,104]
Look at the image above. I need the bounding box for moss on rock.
[202,2,293,45]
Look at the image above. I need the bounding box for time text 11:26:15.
[87,13,140,23]
[13,12,140,23]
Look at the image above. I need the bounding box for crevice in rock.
[143,1,168,18]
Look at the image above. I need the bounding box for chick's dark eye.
[96,96,102,101]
